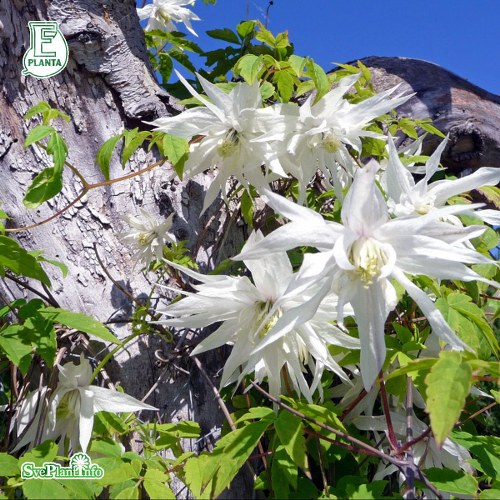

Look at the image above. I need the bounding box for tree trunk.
[0,1,250,496]
[361,56,500,173]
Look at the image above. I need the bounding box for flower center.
[158,7,172,23]
[349,237,388,286]
[321,133,342,153]
[137,231,156,247]
[255,300,281,339]
[217,129,240,158]
[56,390,80,420]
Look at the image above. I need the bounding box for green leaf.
[144,469,175,499]
[271,445,297,498]
[19,441,58,467]
[0,325,34,372]
[24,125,54,147]
[46,131,68,174]
[240,189,254,228]
[260,81,275,100]
[114,485,140,500]
[274,70,294,102]
[98,463,138,486]
[158,52,174,83]
[305,58,330,103]
[0,236,50,285]
[451,431,500,480]
[185,418,273,498]
[39,308,121,345]
[423,468,478,497]
[425,351,472,446]
[234,406,275,424]
[162,134,189,179]
[436,292,499,359]
[255,23,276,47]
[121,129,150,166]
[96,134,123,180]
[24,102,52,120]
[169,47,197,74]
[0,452,20,476]
[235,54,263,85]
[37,256,68,278]
[23,480,69,500]
[236,21,256,39]
[274,411,308,471]
[23,167,63,209]
[288,55,306,76]
[206,28,240,45]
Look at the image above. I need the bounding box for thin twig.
[249,380,407,467]
[3,274,57,307]
[192,356,235,431]
[379,372,399,452]
[404,377,415,499]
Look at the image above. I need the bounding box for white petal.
[350,280,393,391]
[90,386,157,413]
[242,230,293,299]
[430,167,500,206]
[392,268,469,350]
[78,388,96,453]
[385,134,415,201]
[342,160,387,235]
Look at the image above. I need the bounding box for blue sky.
[187,0,500,94]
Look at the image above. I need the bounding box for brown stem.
[379,372,399,452]
[460,401,498,425]
[249,380,407,468]
[5,189,88,233]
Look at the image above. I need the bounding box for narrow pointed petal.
[385,134,415,200]
[90,386,157,413]
[342,160,387,234]
[350,281,391,391]
[392,268,469,350]
[430,167,500,206]
[78,388,96,453]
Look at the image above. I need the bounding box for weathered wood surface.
[0,2,249,496]
[361,56,500,172]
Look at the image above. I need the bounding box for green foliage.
[184,409,275,498]
[0,236,50,285]
[425,351,472,446]
[96,134,123,180]
[38,307,121,345]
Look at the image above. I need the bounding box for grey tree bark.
[0,1,250,496]
[0,1,498,497]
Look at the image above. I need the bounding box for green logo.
[21,453,104,480]
[22,21,69,79]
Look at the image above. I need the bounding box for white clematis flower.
[237,162,498,390]
[121,210,176,267]
[268,73,412,202]
[137,0,200,37]
[384,135,500,219]
[151,73,286,212]
[14,355,157,453]
[157,230,358,402]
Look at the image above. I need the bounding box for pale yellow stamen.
[349,237,388,287]
[321,133,342,153]
[217,129,240,158]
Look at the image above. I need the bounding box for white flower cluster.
[150,72,499,397]
[137,0,200,37]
